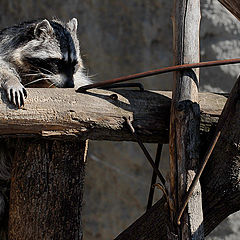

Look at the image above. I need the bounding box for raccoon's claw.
[6,84,27,108]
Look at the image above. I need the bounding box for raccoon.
[0,18,90,107]
[0,18,91,229]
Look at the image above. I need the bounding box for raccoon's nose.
[64,80,75,88]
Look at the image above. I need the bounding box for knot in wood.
[176,100,200,115]
[176,100,193,112]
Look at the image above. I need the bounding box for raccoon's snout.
[64,80,74,88]
[55,74,75,88]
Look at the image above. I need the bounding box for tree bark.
[8,139,88,240]
[115,76,240,240]
[218,0,240,21]
[0,89,226,143]
[169,0,203,239]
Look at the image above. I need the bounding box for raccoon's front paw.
[4,83,27,108]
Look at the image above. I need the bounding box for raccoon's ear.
[34,19,54,39]
[67,18,78,33]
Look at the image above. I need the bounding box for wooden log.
[169,0,203,239]
[218,0,240,21]
[0,89,225,143]
[115,76,240,239]
[8,139,88,240]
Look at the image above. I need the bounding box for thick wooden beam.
[169,0,203,238]
[218,0,240,21]
[0,89,225,143]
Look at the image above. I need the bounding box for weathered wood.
[115,197,170,240]
[8,139,88,240]
[218,0,240,21]
[201,75,240,235]
[0,89,225,143]
[169,0,203,239]
[115,76,240,239]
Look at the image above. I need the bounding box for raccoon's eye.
[24,57,59,74]
[46,58,65,73]
[41,59,60,74]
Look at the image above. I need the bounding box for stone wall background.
[0,0,239,239]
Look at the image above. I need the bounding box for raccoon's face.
[19,18,84,88]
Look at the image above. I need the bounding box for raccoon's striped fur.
[0,18,91,228]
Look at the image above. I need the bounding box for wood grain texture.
[8,139,88,240]
[115,197,170,240]
[0,89,225,143]
[170,0,203,238]
[218,0,240,21]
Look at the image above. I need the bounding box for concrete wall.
[0,0,239,239]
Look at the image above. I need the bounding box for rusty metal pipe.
[77,58,240,92]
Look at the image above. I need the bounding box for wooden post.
[169,0,204,239]
[8,139,88,240]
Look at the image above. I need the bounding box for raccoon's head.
[16,18,88,88]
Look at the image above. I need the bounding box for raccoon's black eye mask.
[25,57,78,76]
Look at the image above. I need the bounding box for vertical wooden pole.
[169,0,204,239]
[8,139,88,240]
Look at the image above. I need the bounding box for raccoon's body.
[0,18,91,227]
